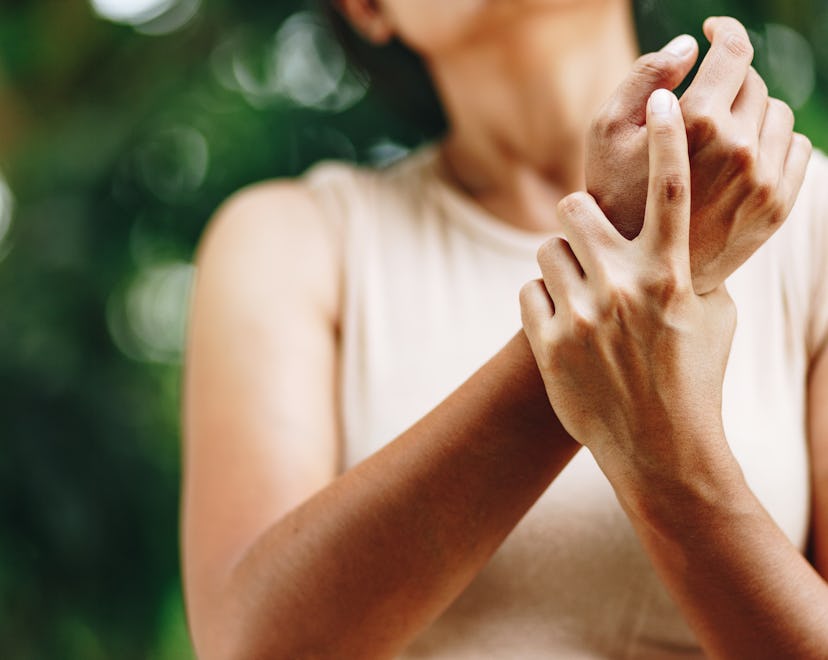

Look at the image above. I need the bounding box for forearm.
[612,428,828,660]
[210,331,579,659]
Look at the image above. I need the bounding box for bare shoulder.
[195,178,341,322]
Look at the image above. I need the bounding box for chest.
[340,225,813,553]
[337,208,814,655]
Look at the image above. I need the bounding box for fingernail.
[650,89,674,115]
[663,34,696,57]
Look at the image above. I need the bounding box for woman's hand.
[534,89,828,660]
[586,17,812,294]
[521,88,736,486]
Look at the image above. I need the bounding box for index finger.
[684,16,754,109]
[597,34,699,129]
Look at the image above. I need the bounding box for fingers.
[596,34,698,129]
[731,67,769,137]
[536,236,584,312]
[687,16,754,110]
[556,192,619,278]
[779,133,813,217]
[641,89,692,263]
[756,99,810,223]
[520,237,584,337]
[519,279,555,341]
[758,98,795,180]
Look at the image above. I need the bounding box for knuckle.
[600,282,638,322]
[519,280,537,307]
[751,180,775,209]
[745,174,789,227]
[765,200,788,227]
[634,53,673,85]
[769,97,795,127]
[536,239,552,264]
[655,173,689,205]
[723,31,754,60]
[638,268,686,306]
[727,139,756,171]
[537,236,568,265]
[557,192,589,218]
[569,306,596,341]
[651,118,678,139]
[684,112,718,147]
[590,105,626,138]
[794,132,813,154]
[717,17,748,34]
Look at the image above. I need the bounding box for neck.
[427,1,639,233]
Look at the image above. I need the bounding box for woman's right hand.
[586,16,812,294]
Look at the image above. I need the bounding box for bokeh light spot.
[367,139,411,168]
[0,171,15,262]
[274,12,366,112]
[107,261,195,364]
[89,0,199,34]
[90,0,174,24]
[137,0,201,36]
[754,23,816,110]
[226,30,281,107]
[137,125,209,203]
[214,12,366,111]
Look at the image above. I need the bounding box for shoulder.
[194,176,345,326]
[194,146,438,304]
[300,145,439,224]
[201,177,337,259]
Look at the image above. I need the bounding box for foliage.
[0,0,824,656]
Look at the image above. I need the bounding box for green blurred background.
[0,0,825,657]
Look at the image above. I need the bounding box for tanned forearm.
[615,428,828,660]
[214,331,579,659]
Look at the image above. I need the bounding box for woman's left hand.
[520,88,736,486]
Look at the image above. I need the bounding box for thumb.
[605,34,699,128]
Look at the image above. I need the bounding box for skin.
[521,90,828,658]
[587,18,812,293]
[181,0,826,657]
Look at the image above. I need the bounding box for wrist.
[596,425,749,538]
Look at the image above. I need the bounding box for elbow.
[187,589,314,660]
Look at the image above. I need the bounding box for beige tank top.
[304,144,828,658]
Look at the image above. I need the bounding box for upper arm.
[810,343,828,576]
[181,181,341,641]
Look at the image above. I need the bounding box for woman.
[181,1,827,657]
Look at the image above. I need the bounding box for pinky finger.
[780,133,813,218]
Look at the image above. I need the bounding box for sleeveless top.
[303,144,828,659]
